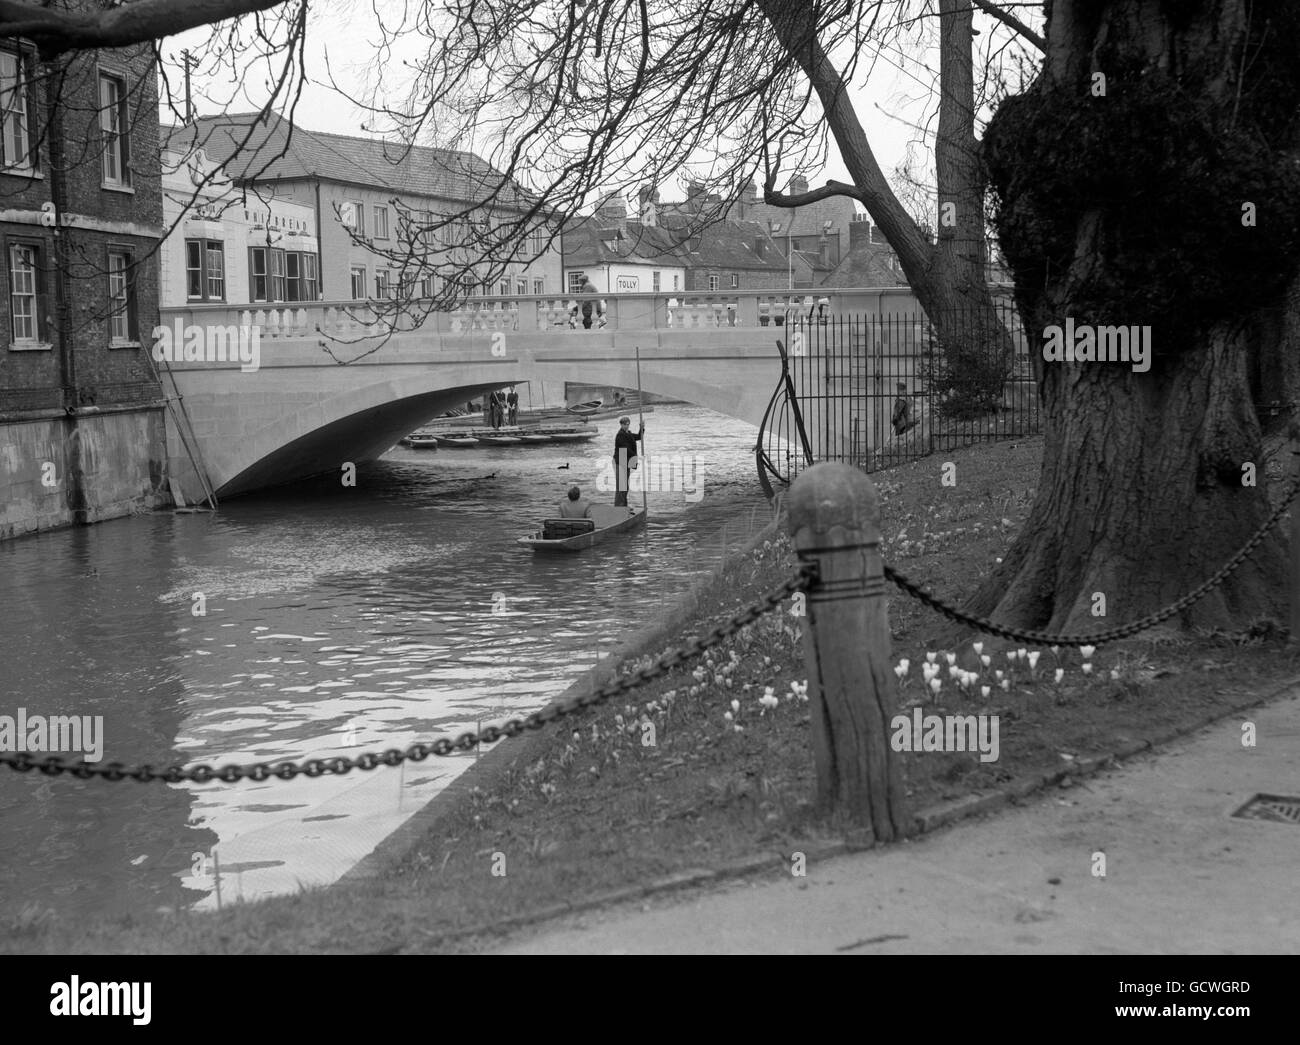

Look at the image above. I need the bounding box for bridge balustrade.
[161,288,923,344]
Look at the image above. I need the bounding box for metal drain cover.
[1232,794,1300,824]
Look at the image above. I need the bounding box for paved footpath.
[496,689,1300,954]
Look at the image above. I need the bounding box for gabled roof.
[821,239,907,288]
[562,218,686,267]
[164,113,541,212]
[738,192,859,242]
[654,211,788,271]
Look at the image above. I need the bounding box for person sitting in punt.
[558,485,592,519]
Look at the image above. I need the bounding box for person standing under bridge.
[612,415,644,508]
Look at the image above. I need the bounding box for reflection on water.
[0,406,769,919]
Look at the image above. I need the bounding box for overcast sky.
[161,3,1040,215]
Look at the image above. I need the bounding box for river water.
[0,406,771,922]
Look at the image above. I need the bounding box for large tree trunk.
[965,299,1293,632]
[973,0,1300,632]
[759,0,1012,383]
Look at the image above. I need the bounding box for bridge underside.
[166,359,778,501]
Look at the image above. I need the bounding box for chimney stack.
[637,184,658,226]
[788,174,808,198]
[849,216,874,249]
[595,192,628,231]
[738,180,758,218]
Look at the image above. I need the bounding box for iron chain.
[10,477,1295,784]
[884,479,1300,647]
[0,565,815,784]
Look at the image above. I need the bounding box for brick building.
[733,177,857,276]
[0,38,168,539]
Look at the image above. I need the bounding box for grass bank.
[6,434,1299,954]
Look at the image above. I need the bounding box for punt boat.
[545,428,599,443]
[517,505,648,552]
[438,433,480,447]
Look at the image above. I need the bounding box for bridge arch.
[174,361,769,498]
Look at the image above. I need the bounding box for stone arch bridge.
[160,288,924,501]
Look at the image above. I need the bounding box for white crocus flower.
[1080,645,1096,659]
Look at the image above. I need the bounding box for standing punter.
[612,415,644,508]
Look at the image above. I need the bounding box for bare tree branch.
[971,0,1045,52]
[0,0,290,56]
[763,177,866,207]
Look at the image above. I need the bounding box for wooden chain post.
[787,462,908,840]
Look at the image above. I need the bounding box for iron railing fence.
[758,302,1039,488]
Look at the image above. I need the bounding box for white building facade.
[159,147,320,310]
[561,261,688,296]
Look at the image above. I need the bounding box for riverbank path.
[494,686,1300,953]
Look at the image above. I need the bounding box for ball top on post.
[786,463,881,546]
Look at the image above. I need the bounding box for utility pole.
[788,208,796,290]
[180,49,198,122]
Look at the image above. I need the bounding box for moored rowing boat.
[545,429,598,443]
